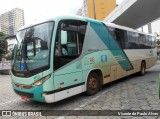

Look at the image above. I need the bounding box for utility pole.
[93,0,96,19]
[141,27,143,32]
[148,23,152,34]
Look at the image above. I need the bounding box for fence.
[0,61,11,70]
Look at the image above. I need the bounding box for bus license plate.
[21,95,28,100]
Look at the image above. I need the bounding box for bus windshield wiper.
[12,36,19,69]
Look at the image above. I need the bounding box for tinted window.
[107,26,155,49]
[54,20,87,70]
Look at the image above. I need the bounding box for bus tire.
[139,61,146,76]
[86,72,100,96]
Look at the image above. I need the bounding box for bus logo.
[90,57,94,63]
[21,63,25,71]
[101,55,107,62]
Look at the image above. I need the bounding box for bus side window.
[54,20,87,70]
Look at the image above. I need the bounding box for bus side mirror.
[61,30,67,45]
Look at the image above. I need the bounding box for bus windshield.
[12,22,54,73]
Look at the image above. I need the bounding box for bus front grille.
[14,89,33,98]
[14,83,33,90]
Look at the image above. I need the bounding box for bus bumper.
[12,82,46,103]
[42,93,55,103]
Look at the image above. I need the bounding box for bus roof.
[18,15,155,37]
[18,15,85,31]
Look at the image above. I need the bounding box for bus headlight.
[33,74,51,86]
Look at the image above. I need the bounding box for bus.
[11,16,157,103]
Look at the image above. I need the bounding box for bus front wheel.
[86,72,100,95]
[139,61,146,76]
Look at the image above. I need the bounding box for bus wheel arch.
[139,60,146,76]
[85,69,103,95]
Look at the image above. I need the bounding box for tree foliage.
[0,32,6,40]
[0,32,7,61]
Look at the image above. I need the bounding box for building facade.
[0,8,24,35]
[5,35,16,52]
[156,36,160,59]
[76,7,83,17]
[76,0,116,21]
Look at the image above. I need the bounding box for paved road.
[0,63,160,119]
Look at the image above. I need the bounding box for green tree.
[0,32,6,40]
[0,32,7,61]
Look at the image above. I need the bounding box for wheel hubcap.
[89,77,97,90]
[142,66,145,74]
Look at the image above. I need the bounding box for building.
[4,35,16,53]
[76,1,88,17]
[3,35,16,60]
[76,0,116,21]
[0,20,1,32]
[0,8,25,35]
[77,7,83,16]
[157,39,160,59]
[153,32,160,59]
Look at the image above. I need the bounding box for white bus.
[11,16,157,103]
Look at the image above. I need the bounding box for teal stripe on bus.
[89,22,133,71]
[85,18,102,25]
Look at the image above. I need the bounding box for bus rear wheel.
[86,72,99,95]
[139,61,146,76]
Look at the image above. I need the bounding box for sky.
[0,0,123,24]
[0,0,159,34]
[0,0,84,24]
